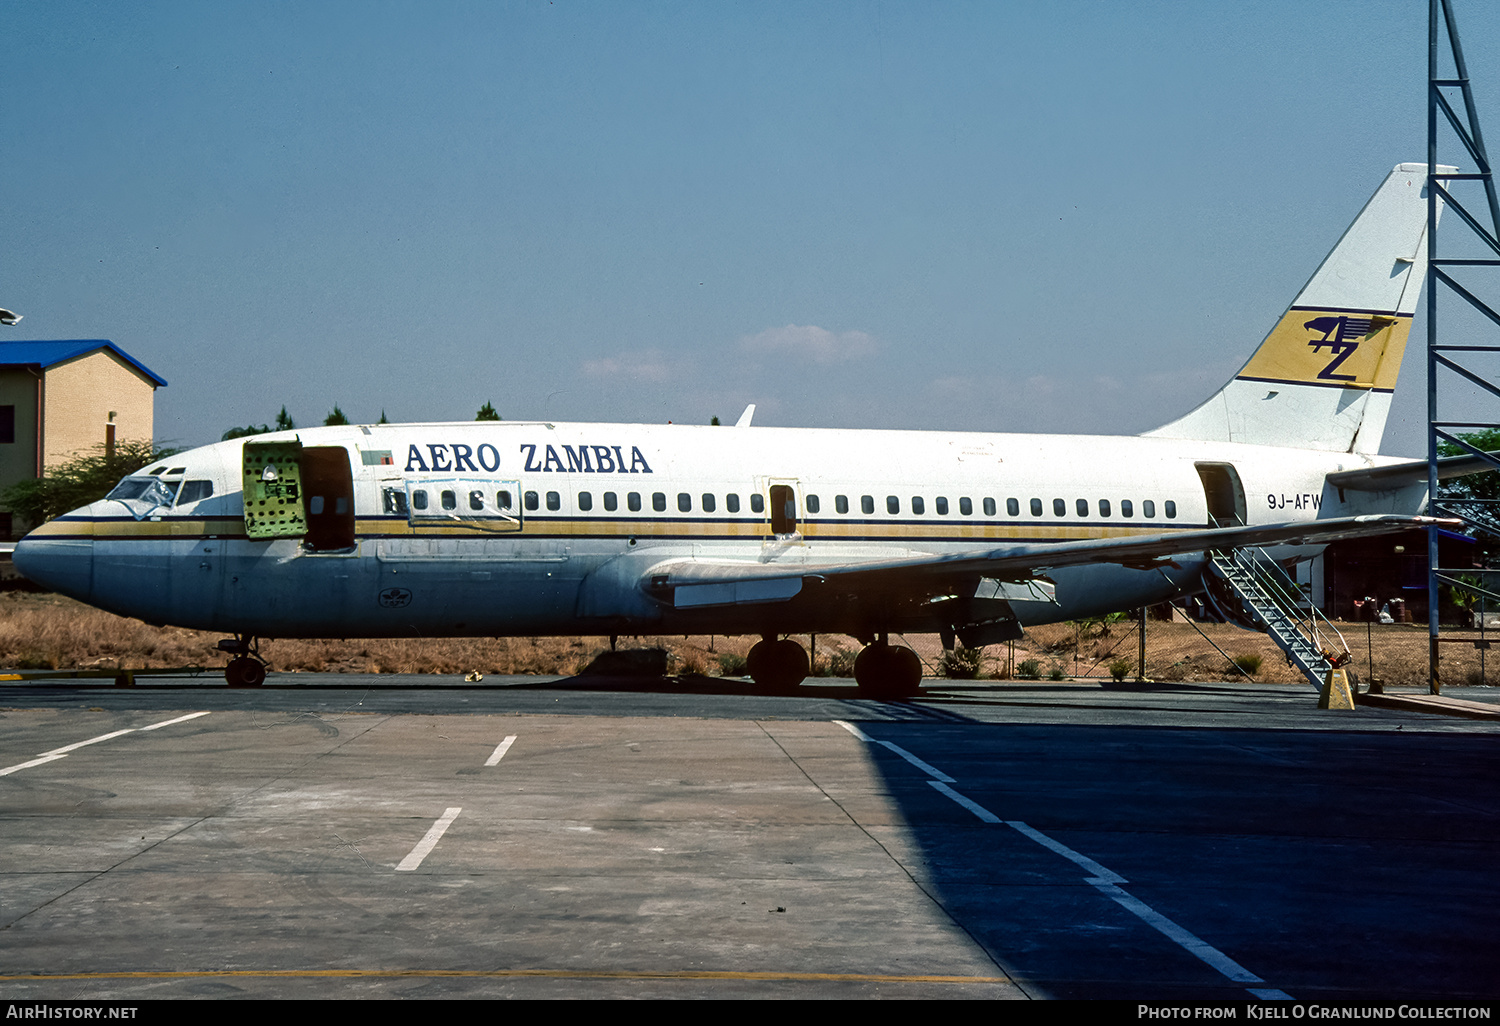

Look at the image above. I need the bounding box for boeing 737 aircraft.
[14,163,1484,695]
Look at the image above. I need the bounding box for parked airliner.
[14,163,1480,695]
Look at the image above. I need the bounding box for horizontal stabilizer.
[1327,451,1500,491]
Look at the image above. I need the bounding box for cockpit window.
[107,477,175,503]
[106,476,177,520]
[176,480,214,505]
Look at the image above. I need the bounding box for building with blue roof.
[0,340,167,538]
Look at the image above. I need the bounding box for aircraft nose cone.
[13,532,94,601]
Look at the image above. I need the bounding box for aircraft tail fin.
[1145,163,1449,453]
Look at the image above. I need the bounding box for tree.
[324,405,349,426]
[1438,428,1500,501]
[475,401,501,421]
[377,409,389,424]
[221,423,271,441]
[3,440,183,526]
[710,416,720,426]
[275,406,295,431]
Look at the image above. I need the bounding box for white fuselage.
[14,421,1423,641]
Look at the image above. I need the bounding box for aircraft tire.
[854,644,922,700]
[225,657,266,688]
[747,638,808,693]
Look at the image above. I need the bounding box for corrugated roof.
[0,339,167,387]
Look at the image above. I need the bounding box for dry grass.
[0,592,1488,688]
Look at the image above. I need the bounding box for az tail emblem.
[1302,315,1393,382]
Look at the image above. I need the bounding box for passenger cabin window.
[384,488,409,515]
[861,495,874,515]
[603,492,617,511]
[886,496,900,515]
[498,490,513,510]
[1053,498,1066,516]
[1143,500,1156,518]
[960,497,972,516]
[1121,499,1133,518]
[751,494,764,514]
[836,495,849,514]
[1165,500,1177,518]
[441,490,457,511]
[1099,499,1111,517]
[1004,498,1016,517]
[678,493,692,512]
[546,491,560,511]
[1076,499,1088,517]
[935,497,948,515]
[911,496,924,515]
[653,492,667,512]
[578,491,593,511]
[1030,498,1043,517]
[469,490,486,511]
[727,494,740,513]
[806,495,820,514]
[628,492,642,512]
[412,490,429,511]
[702,493,716,513]
[525,491,539,511]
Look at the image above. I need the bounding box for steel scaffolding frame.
[1426,0,1500,692]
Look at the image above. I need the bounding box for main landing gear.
[853,637,922,700]
[218,635,268,688]
[746,636,810,693]
[743,634,924,700]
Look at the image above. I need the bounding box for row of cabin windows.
[401,487,1178,520]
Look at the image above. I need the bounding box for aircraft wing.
[649,514,1457,609]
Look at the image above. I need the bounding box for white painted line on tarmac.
[835,721,955,781]
[4,712,210,778]
[1092,882,1264,983]
[396,808,462,871]
[877,741,955,782]
[0,753,69,777]
[1006,820,1126,885]
[847,721,1290,1000]
[140,711,212,731]
[927,781,1001,823]
[39,728,137,757]
[485,735,517,767]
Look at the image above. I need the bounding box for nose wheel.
[219,635,269,687]
[854,640,923,699]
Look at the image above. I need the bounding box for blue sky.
[4,0,1499,454]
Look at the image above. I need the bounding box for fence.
[965,617,1497,689]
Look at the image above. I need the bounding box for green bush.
[1108,658,1132,682]
[1048,664,1067,681]
[1232,653,1263,676]
[1017,658,1042,680]
[3,440,182,527]
[716,653,748,677]
[937,646,986,679]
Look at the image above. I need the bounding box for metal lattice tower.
[1426,0,1500,693]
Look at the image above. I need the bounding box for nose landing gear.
[219,635,269,687]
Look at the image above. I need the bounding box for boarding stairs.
[1204,546,1350,689]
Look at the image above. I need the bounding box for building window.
[0,406,13,445]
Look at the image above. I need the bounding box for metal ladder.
[1205,547,1351,689]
